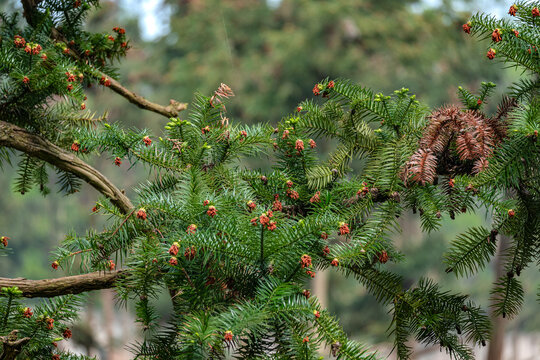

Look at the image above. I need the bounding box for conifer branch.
[20,0,187,119]
[0,271,123,298]
[0,120,133,214]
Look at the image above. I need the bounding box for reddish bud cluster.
[136,208,147,220]
[46,317,54,330]
[533,7,540,17]
[169,242,180,256]
[207,205,217,217]
[508,209,516,217]
[187,224,197,234]
[22,76,30,84]
[338,222,350,235]
[272,199,282,211]
[100,76,111,87]
[224,330,233,342]
[24,43,42,55]
[321,232,328,240]
[487,48,496,59]
[295,139,304,152]
[108,260,115,271]
[310,191,321,203]
[169,257,178,266]
[313,310,320,319]
[300,254,312,268]
[287,189,299,200]
[113,27,126,35]
[282,130,290,139]
[51,261,59,270]
[1,236,9,247]
[202,126,210,134]
[309,139,316,148]
[143,136,152,146]
[14,35,25,48]
[378,250,389,264]
[320,246,330,258]
[114,157,122,166]
[22,307,33,318]
[247,200,256,211]
[509,4,517,16]
[302,289,311,298]
[63,328,72,339]
[491,28,502,43]
[331,258,339,267]
[462,23,471,34]
[266,221,277,231]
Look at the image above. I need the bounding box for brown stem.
[104,76,187,118]
[20,1,187,119]
[0,271,123,298]
[0,330,31,360]
[0,120,133,214]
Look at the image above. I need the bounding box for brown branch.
[104,76,187,118]
[49,29,187,119]
[20,1,187,119]
[0,271,123,298]
[0,120,133,214]
[0,331,30,360]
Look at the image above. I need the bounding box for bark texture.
[0,120,133,214]
[0,271,123,298]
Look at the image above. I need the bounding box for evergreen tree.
[0,1,538,360]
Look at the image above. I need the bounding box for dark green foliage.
[1,1,539,360]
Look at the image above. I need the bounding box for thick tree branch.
[0,271,123,298]
[0,120,133,214]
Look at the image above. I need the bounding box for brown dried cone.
[402,101,512,185]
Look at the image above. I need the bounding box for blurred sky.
[120,0,507,41]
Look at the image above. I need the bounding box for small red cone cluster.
[22,307,33,318]
[143,136,152,146]
[207,205,217,217]
[136,208,147,220]
[169,242,180,256]
[310,190,321,204]
[338,222,350,235]
[1,236,9,247]
[247,200,256,211]
[187,224,197,234]
[378,250,389,264]
[491,28,502,42]
[300,254,312,268]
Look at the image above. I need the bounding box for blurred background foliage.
[1,0,538,357]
